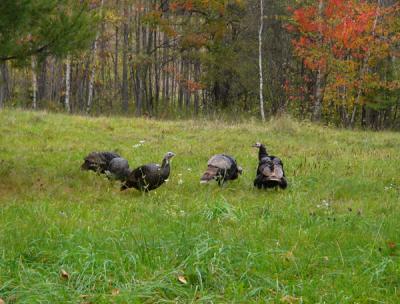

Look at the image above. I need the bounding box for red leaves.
[170,0,194,12]
[285,0,398,107]
[289,0,386,61]
[288,0,397,71]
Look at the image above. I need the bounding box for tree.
[287,0,400,125]
[0,0,96,63]
[258,0,265,121]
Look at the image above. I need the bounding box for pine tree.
[0,0,96,63]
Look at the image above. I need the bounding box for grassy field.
[0,109,399,303]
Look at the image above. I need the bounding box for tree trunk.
[114,24,119,106]
[312,0,325,122]
[154,27,160,115]
[258,0,265,122]
[135,1,143,116]
[0,62,10,108]
[178,58,184,111]
[38,58,49,102]
[350,1,380,128]
[86,0,104,114]
[194,60,200,115]
[65,56,71,113]
[31,57,38,109]
[121,2,129,113]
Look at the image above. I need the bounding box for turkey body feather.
[201,154,242,185]
[106,157,132,182]
[121,152,175,192]
[253,143,287,189]
[81,151,121,173]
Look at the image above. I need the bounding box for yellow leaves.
[104,10,122,24]
[60,269,70,280]
[112,288,120,296]
[281,250,295,262]
[281,295,301,303]
[181,33,208,49]
[178,275,188,284]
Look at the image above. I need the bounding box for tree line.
[0,0,399,129]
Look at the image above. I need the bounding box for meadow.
[0,109,399,303]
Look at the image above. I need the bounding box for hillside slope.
[0,110,399,303]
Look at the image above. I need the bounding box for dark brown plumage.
[200,154,243,186]
[253,143,287,189]
[105,157,132,182]
[121,152,175,192]
[81,151,120,174]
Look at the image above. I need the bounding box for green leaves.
[0,0,97,63]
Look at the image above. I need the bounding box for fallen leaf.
[388,242,396,249]
[178,275,187,284]
[282,251,295,261]
[112,289,120,296]
[60,269,70,280]
[281,295,300,303]
[0,298,5,304]
[79,295,89,299]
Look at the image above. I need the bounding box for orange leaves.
[181,33,208,49]
[163,65,204,93]
[170,1,193,12]
[286,0,399,108]
[288,0,398,71]
[293,7,318,33]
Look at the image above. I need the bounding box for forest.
[0,0,399,129]
[1,2,400,302]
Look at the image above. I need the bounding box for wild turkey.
[253,142,287,189]
[105,157,132,182]
[200,154,243,185]
[81,151,120,174]
[121,152,176,192]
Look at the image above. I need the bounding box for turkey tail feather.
[200,166,219,183]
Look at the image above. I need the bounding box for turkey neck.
[258,145,268,161]
[160,157,171,177]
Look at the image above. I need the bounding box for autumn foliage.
[287,0,399,117]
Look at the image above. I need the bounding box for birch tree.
[86,0,105,114]
[31,56,37,109]
[259,0,265,121]
[65,56,71,112]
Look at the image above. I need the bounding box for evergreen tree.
[0,0,96,63]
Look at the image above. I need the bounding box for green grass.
[0,109,399,303]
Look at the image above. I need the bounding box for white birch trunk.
[65,56,71,113]
[31,56,37,109]
[86,0,104,114]
[258,0,265,122]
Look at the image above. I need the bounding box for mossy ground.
[0,110,399,303]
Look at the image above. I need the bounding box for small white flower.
[133,144,141,148]
[187,168,192,171]
[178,179,183,185]
[139,140,145,144]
